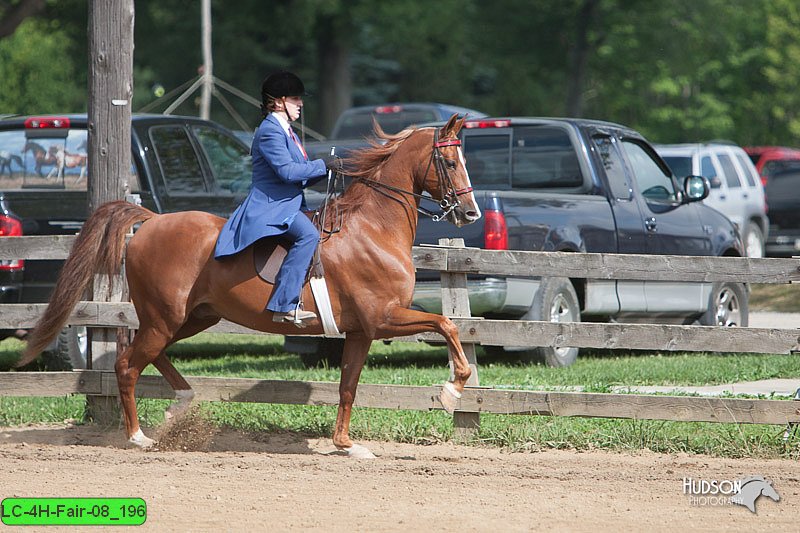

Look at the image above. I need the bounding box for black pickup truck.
[289,116,747,367]
[0,114,252,368]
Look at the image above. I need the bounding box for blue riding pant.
[266,214,319,313]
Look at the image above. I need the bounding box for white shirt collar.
[270,111,293,137]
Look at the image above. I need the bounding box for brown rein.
[352,129,472,222]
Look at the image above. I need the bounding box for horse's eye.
[445,159,457,170]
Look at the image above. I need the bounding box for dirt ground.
[0,420,797,532]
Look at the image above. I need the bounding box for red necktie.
[289,128,308,160]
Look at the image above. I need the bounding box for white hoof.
[128,428,155,449]
[165,390,195,421]
[344,443,377,459]
[439,381,462,414]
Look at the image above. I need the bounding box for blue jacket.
[215,114,326,259]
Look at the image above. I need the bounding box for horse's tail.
[17,201,156,367]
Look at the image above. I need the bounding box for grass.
[1,332,800,458]
[750,283,800,313]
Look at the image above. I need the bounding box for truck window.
[661,155,691,178]
[717,153,741,189]
[192,126,252,194]
[150,126,207,194]
[591,134,631,200]
[0,128,140,192]
[463,134,510,188]
[511,126,582,188]
[621,139,677,202]
[734,153,758,187]
[701,156,717,181]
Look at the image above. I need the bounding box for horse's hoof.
[164,390,195,421]
[439,381,462,414]
[343,443,377,459]
[128,428,155,449]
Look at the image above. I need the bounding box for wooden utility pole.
[87,0,135,424]
[199,0,213,120]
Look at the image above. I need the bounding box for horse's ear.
[441,113,459,138]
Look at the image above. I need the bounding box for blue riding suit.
[214,113,326,313]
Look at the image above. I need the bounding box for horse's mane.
[334,123,425,213]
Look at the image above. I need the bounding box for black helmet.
[262,70,306,99]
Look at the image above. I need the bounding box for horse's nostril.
[466,210,480,220]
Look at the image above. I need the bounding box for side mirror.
[683,175,710,202]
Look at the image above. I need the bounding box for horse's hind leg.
[116,325,173,448]
[154,315,221,421]
[332,334,376,459]
[152,354,194,421]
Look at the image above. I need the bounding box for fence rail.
[1,235,799,432]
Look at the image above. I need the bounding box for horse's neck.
[346,158,423,246]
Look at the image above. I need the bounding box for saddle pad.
[253,239,288,284]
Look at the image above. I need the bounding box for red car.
[744,146,800,186]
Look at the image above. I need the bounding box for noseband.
[353,129,472,222]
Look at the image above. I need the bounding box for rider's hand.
[321,154,343,172]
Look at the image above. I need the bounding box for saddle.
[253,238,323,284]
[253,238,338,334]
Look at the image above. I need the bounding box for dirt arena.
[0,421,797,532]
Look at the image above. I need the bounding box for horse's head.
[421,114,481,227]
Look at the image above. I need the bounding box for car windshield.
[661,155,692,178]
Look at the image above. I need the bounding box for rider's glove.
[322,154,343,173]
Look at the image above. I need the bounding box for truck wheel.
[699,282,748,327]
[39,326,88,370]
[512,277,581,367]
[299,338,344,368]
[743,222,765,258]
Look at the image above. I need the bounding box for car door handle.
[645,217,657,232]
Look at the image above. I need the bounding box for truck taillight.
[0,214,24,271]
[484,209,508,250]
[464,119,511,129]
[375,105,402,114]
[24,116,70,129]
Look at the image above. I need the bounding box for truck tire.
[699,282,748,327]
[299,338,344,368]
[493,278,581,367]
[743,222,765,258]
[39,326,88,370]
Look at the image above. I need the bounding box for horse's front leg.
[333,334,376,459]
[377,307,471,414]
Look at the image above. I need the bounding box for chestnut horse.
[19,115,481,459]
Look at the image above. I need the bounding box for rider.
[214,70,340,325]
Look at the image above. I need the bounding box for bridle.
[353,128,473,222]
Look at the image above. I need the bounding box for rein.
[353,129,472,222]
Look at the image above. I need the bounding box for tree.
[0,18,83,113]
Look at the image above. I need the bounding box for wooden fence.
[1,235,799,435]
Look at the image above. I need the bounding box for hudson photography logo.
[683,476,780,513]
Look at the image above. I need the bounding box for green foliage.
[5,1,800,159]
[0,18,84,114]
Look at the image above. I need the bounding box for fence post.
[439,238,480,441]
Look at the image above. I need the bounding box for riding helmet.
[262,71,306,99]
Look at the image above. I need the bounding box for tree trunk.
[565,0,598,117]
[316,17,352,138]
